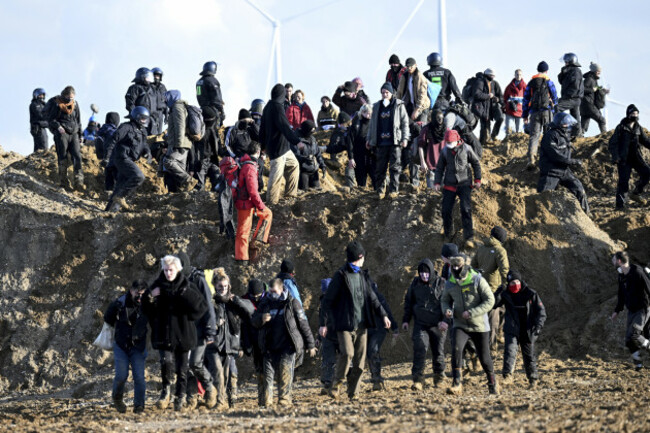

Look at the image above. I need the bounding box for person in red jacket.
[503,69,527,136]
[235,142,272,262]
[285,90,315,130]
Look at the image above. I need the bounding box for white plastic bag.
[93,322,115,351]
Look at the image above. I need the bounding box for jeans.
[113,343,147,407]
[441,185,474,240]
[528,110,552,165]
[159,349,190,398]
[204,345,230,406]
[367,328,387,382]
[412,324,447,380]
[320,335,338,387]
[188,342,213,396]
[503,331,538,380]
[262,350,296,405]
[505,115,522,134]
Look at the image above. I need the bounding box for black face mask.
[391,65,401,73]
[61,96,72,103]
[629,115,639,122]
[238,121,248,130]
[451,266,467,280]
[486,76,494,82]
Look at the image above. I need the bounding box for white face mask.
[382,99,390,107]
[446,140,458,149]
[617,267,624,274]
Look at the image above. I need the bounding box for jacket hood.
[165,90,181,108]
[531,73,550,81]
[418,258,435,276]
[177,252,191,277]
[105,112,121,127]
[271,83,286,102]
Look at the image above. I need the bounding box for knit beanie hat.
[627,104,639,117]
[389,54,400,65]
[280,258,295,274]
[537,61,549,72]
[337,111,351,125]
[238,109,252,121]
[381,82,395,94]
[441,243,459,259]
[589,62,602,73]
[490,226,508,244]
[300,120,316,137]
[346,240,365,263]
[248,278,265,296]
[507,269,522,283]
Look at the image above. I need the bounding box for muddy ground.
[0,130,648,432]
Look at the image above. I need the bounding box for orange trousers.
[235,207,272,261]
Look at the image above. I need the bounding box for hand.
[348,158,356,169]
[420,163,428,173]
[489,93,494,98]
[462,311,471,319]
[238,350,244,358]
[402,322,409,332]
[611,312,618,321]
[57,126,65,135]
[100,160,108,168]
[445,309,453,319]
[383,316,391,329]
[400,140,408,148]
[297,141,305,150]
[151,287,160,297]
[532,327,541,337]
[438,321,449,332]
[570,159,582,168]
[473,181,481,189]
[411,111,418,121]
[434,184,441,192]
[319,326,327,338]
[365,141,371,150]
[524,117,529,124]
[262,313,271,324]
[206,339,214,345]
[307,347,318,358]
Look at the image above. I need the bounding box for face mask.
[629,116,639,122]
[451,266,464,279]
[486,76,494,82]
[269,291,281,300]
[420,272,430,283]
[238,121,248,130]
[446,141,458,149]
[508,281,521,294]
[382,99,390,107]
[391,65,401,73]
[617,267,624,274]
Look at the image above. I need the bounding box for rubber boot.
[156,385,172,410]
[173,394,186,412]
[204,383,217,409]
[446,369,463,395]
[58,162,70,189]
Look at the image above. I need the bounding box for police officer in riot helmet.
[125,67,158,134]
[196,61,225,127]
[423,52,464,111]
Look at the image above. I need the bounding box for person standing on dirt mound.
[366,281,398,391]
[45,85,84,189]
[241,279,268,406]
[556,53,584,140]
[125,67,158,135]
[151,67,168,135]
[608,104,650,209]
[103,280,150,414]
[103,106,153,213]
[471,68,504,146]
[522,61,558,169]
[580,62,608,134]
[320,240,392,400]
[433,129,482,248]
[260,83,302,205]
[537,112,590,214]
[162,90,199,192]
[493,269,546,388]
[368,82,410,199]
[611,251,650,371]
[277,259,304,306]
[503,69,526,136]
[144,255,208,412]
[402,258,449,390]
[252,278,317,407]
[318,278,339,394]
[417,109,447,189]
[234,142,273,263]
[440,255,499,395]
[471,226,510,354]
[29,88,49,152]
[196,61,225,127]
[423,52,464,111]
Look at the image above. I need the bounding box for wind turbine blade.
[244,0,277,24]
[283,0,345,23]
[265,29,278,98]
[276,26,283,83]
[373,0,425,74]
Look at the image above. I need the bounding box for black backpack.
[447,102,478,130]
[186,105,206,142]
[594,88,606,109]
[530,77,551,111]
[461,76,478,103]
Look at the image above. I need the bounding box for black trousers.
[375,145,401,194]
[412,323,447,380]
[538,170,589,213]
[111,157,145,199]
[441,185,474,239]
[451,328,494,380]
[159,349,190,398]
[580,104,606,134]
[195,158,220,191]
[503,331,538,380]
[616,159,650,207]
[54,131,82,170]
[31,127,48,152]
[367,328,387,382]
[299,170,321,190]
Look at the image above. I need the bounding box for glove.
[146,153,153,164]
[532,327,541,337]
[569,159,582,167]
[321,167,327,180]
[100,159,108,168]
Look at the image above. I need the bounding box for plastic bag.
[93,322,115,350]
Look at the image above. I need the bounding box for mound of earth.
[0,132,648,431]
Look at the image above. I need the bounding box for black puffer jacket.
[558,65,584,100]
[615,264,650,314]
[494,284,546,340]
[608,119,650,164]
[260,84,301,159]
[104,121,151,164]
[322,263,388,332]
[29,98,49,129]
[539,124,574,177]
[471,73,492,121]
[45,96,81,136]
[293,134,325,174]
[144,271,208,352]
[104,291,150,352]
[433,144,481,187]
[402,259,446,327]
[125,82,157,114]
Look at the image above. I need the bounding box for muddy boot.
[186,394,198,411]
[133,405,144,414]
[411,378,424,391]
[529,378,539,389]
[105,196,127,213]
[433,372,446,388]
[327,381,342,399]
[180,176,199,192]
[58,162,70,189]
[446,369,463,395]
[630,191,647,205]
[502,373,514,385]
[156,385,172,410]
[488,374,500,395]
[113,396,127,413]
[204,383,217,409]
[372,380,386,391]
[228,376,238,407]
[173,395,186,412]
[73,170,85,191]
[464,237,476,249]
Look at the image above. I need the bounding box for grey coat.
[367,98,410,147]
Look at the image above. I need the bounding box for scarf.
[57,97,75,115]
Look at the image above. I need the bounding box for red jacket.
[234,154,265,211]
[503,78,527,117]
[286,102,315,130]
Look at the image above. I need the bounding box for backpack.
[218,156,257,201]
[461,76,478,103]
[594,87,606,109]
[447,102,478,130]
[530,78,551,111]
[186,105,206,142]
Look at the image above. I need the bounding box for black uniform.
[196,74,225,126]
[151,81,168,135]
[424,66,463,111]
[104,121,151,203]
[557,65,584,137]
[537,123,589,213]
[29,97,49,152]
[609,119,650,208]
[125,81,158,134]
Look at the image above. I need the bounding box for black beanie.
[490,226,507,244]
[271,83,286,100]
[248,278,265,296]
[381,82,394,94]
[238,109,252,121]
[346,240,365,263]
[337,111,351,125]
[389,54,400,65]
[280,258,295,274]
[627,104,639,117]
[300,120,316,137]
[441,243,459,259]
[507,269,522,283]
[537,61,549,72]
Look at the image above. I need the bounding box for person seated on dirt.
[162,90,199,193]
[522,61,558,169]
[402,258,448,390]
[367,281,398,391]
[204,267,254,410]
[368,82,410,199]
[348,104,376,189]
[318,277,338,395]
[45,85,84,189]
[417,109,446,189]
[433,129,482,248]
[250,98,265,127]
[103,280,150,414]
[317,96,339,131]
[320,240,392,400]
[293,120,326,191]
[252,277,317,407]
[493,269,546,388]
[125,67,158,134]
[608,104,650,209]
[440,255,499,396]
[29,87,49,152]
[192,106,221,191]
[471,226,510,354]
[333,81,364,117]
[175,252,218,411]
[241,278,269,406]
[286,89,315,130]
[144,255,208,412]
[537,112,590,214]
[423,52,464,111]
[276,258,303,306]
[611,251,650,371]
[103,106,153,213]
[234,142,272,263]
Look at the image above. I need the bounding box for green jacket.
[470,237,509,291]
[168,100,193,150]
[441,270,494,333]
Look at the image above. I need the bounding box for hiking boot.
[529,378,539,389]
[73,170,85,191]
[411,381,424,391]
[629,192,647,205]
[113,396,127,414]
[376,191,385,200]
[59,166,71,189]
[433,372,446,387]
[488,382,500,395]
[320,386,329,396]
[215,401,230,411]
[388,192,399,200]
[228,377,238,407]
[502,373,514,385]
[186,394,198,411]
[204,383,217,408]
[327,382,342,399]
[133,405,145,414]
[180,177,199,192]
[372,381,386,391]
[446,379,463,395]
[173,395,186,412]
[348,392,358,401]
[464,238,476,249]
[156,385,172,410]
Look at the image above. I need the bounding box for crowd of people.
[26,51,649,413]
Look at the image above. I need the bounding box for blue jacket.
[522,73,558,118]
[278,272,303,306]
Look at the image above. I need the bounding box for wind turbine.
[245,0,343,97]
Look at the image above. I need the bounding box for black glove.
[532,327,541,337]
[100,159,108,168]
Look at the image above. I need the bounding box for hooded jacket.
[367,98,410,147]
[103,121,151,164]
[471,73,494,121]
[608,119,650,164]
[104,291,150,352]
[95,115,120,160]
[292,134,325,174]
[175,253,217,345]
[471,237,510,291]
[440,269,494,333]
[538,123,574,177]
[234,153,265,211]
[494,284,546,339]
[402,259,446,327]
[166,92,193,150]
[260,84,301,159]
[503,78,527,117]
[213,291,255,355]
[433,143,481,189]
[558,64,584,100]
[395,68,431,114]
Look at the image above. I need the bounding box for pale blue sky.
[2,0,649,155]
